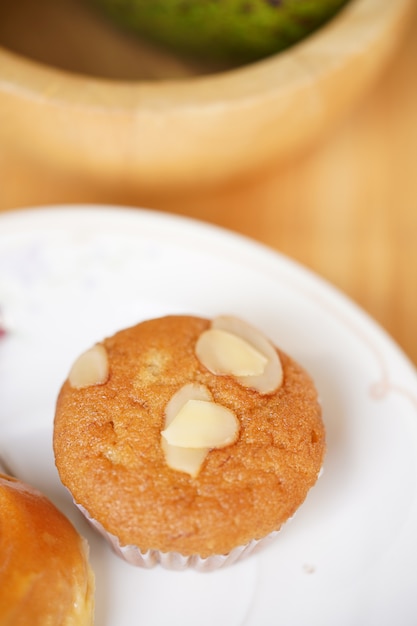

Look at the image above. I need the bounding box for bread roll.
[0,473,94,625]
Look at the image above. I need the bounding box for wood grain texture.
[0,0,416,367]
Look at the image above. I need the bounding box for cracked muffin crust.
[53,315,325,562]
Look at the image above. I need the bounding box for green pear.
[90,0,350,65]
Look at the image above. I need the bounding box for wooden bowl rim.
[0,0,414,113]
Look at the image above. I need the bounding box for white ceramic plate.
[1,206,417,626]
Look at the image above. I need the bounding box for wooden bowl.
[0,0,414,195]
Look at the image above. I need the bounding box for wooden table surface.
[1,2,416,367]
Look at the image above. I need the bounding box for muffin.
[0,473,94,625]
[53,314,325,571]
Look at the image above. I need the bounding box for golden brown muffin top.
[54,315,325,557]
[0,474,94,626]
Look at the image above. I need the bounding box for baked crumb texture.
[54,315,325,558]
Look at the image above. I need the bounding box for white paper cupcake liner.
[75,501,280,572]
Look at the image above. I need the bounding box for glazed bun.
[0,472,94,626]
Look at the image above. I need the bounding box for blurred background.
[0,0,416,366]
